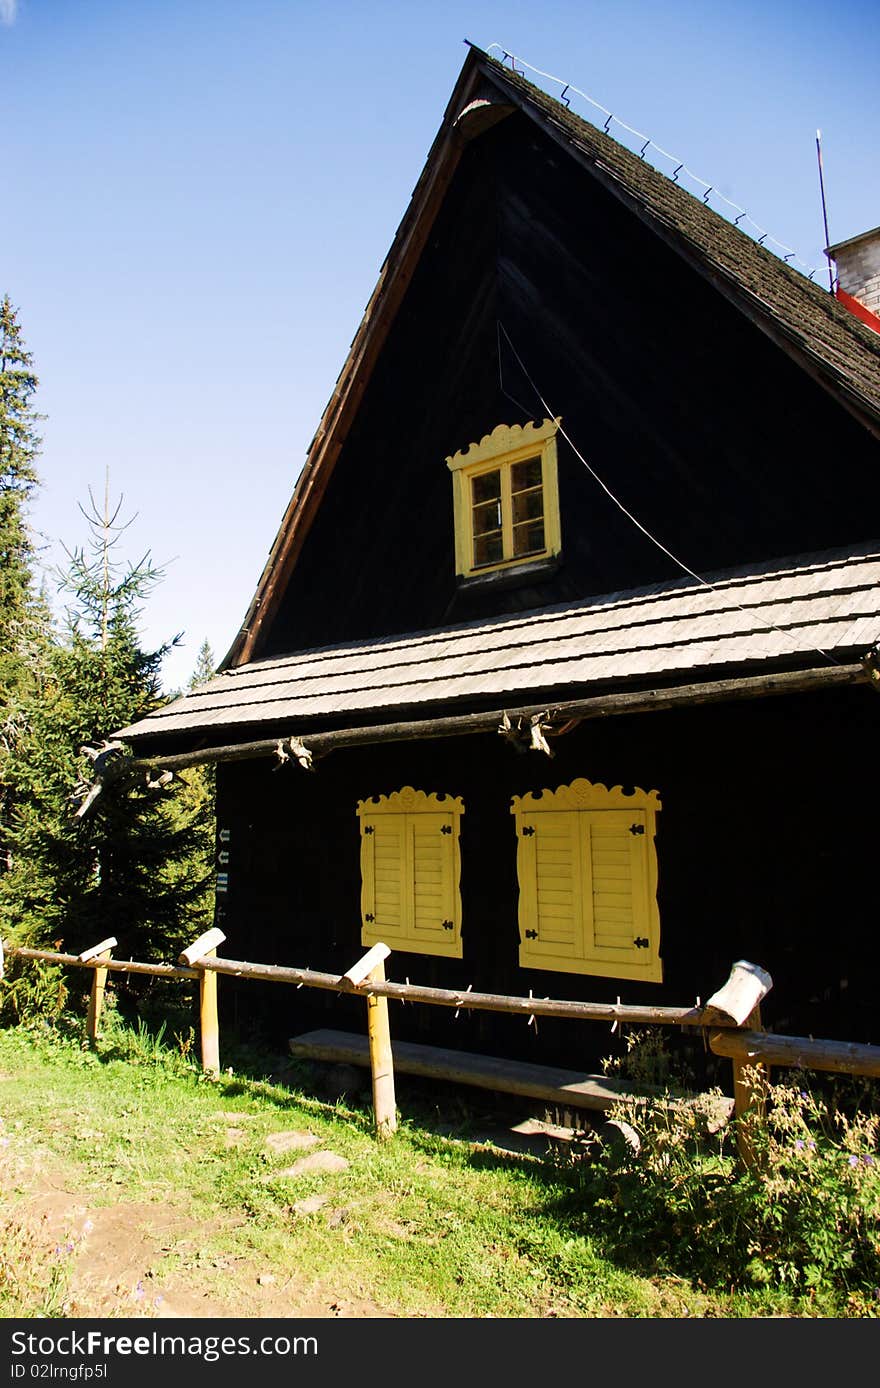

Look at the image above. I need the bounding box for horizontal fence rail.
[10,946,201,981]
[203,954,707,1027]
[5,934,880,1166]
[708,1027,880,1080]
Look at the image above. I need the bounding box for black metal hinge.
[363,825,375,834]
[522,826,535,836]
[634,936,649,949]
[365,913,375,923]
[629,823,645,835]
[441,919,454,930]
[525,929,538,939]
[440,824,452,834]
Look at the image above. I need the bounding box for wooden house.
[116,46,880,1069]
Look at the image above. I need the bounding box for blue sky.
[4,0,878,692]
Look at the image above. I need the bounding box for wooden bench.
[288,1027,732,1122]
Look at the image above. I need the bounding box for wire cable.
[496,320,843,667]
[483,43,825,281]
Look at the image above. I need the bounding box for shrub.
[579,1029,880,1306]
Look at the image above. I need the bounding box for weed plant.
[576,1029,880,1313]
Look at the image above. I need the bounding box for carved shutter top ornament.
[357,787,465,817]
[511,778,661,815]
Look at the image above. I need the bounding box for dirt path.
[1,1137,393,1319]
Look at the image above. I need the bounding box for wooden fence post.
[702,960,773,1168]
[729,1002,769,1167]
[342,943,397,1140]
[78,937,118,1043]
[179,928,226,1076]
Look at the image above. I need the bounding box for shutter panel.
[584,809,661,981]
[518,810,585,968]
[409,811,461,957]
[360,816,407,946]
[585,810,639,956]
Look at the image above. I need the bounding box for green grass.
[0,1017,868,1318]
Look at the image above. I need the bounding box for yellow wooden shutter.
[512,780,662,983]
[357,790,464,958]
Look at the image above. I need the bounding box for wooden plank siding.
[215,682,880,1072]
[256,112,880,658]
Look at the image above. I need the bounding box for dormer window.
[446,418,562,581]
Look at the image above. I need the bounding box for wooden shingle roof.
[118,542,880,745]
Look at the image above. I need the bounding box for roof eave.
[118,657,871,766]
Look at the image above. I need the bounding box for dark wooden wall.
[214,685,879,1070]
[263,111,880,656]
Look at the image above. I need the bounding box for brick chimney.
[825,226,880,334]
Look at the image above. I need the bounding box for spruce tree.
[0,484,214,974]
[189,637,216,690]
[0,296,42,672]
[0,297,46,874]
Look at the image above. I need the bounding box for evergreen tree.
[189,638,216,690]
[0,297,47,873]
[0,484,214,974]
[0,296,42,675]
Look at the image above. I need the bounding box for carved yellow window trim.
[446,418,562,578]
[357,787,464,959]
[511,779,662,983]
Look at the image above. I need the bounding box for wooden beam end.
[78,937,118,963]
[179,927,227,967]
[342,942,391,989]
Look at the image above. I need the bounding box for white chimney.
[825,226,880,329]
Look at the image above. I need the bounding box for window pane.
[512,487,543,524]
[471,469,501,504]
[474,532,505,567]
[473,499,502,536]
[511,457,542,493]
[513,518,545,556]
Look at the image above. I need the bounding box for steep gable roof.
[223,45,880,672]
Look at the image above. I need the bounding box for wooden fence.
[5,930,880,1165]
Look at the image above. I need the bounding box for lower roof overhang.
[119,654,875,777]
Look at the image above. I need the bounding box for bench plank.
[289,1028,627,1111]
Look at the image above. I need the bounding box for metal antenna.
[816,129,835,293]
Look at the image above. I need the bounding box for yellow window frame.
[511,778,662,983]
[357,787,464,959]
[446,418,563,579]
